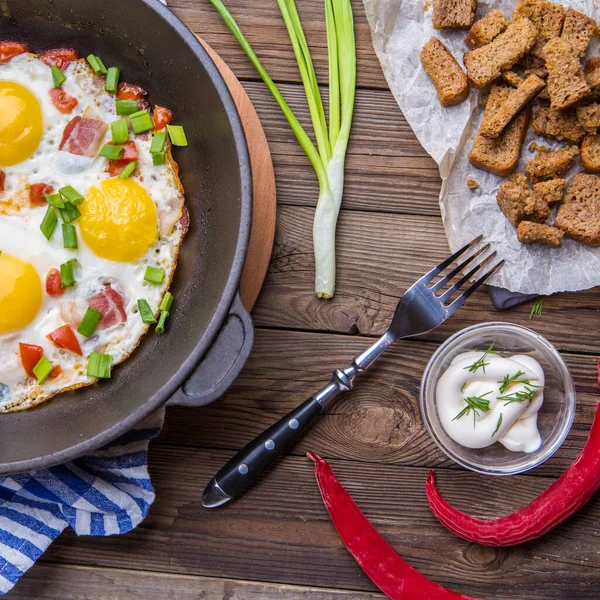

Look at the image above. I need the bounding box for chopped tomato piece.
[48,88,78,113]
[45,268,64,298]
[47,324,82,355]
[116,82,146,100]
[0,171,5,193]
[152,105,173,131]
[19,343,43,378]
[38,48,78,70]
[106,141,138,176]
[29,183,53,205]
[49,365,62,380]
[0,41,29,64]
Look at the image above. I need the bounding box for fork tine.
[439,251,497,304]
[446,260,505,314]
[430,243,490,293]
[415,235,484,286]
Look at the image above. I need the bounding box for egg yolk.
[0,254,42,334]
[0,81,43,166]
[79,179,158,262]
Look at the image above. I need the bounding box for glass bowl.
[420,322,575,475]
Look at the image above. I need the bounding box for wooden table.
[9,1,600,598]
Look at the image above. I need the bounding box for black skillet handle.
[167,292,254,407]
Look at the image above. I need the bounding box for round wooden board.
[197,36,276,312]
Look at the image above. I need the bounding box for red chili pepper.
[48,88,78,114]
[308,452,480,600]
[426,401,600,547]
[116,82,146,100]
[46,324,82,355]
[152,105,173,131]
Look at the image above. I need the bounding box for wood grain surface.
[8,0,600,599]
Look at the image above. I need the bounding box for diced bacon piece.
[152,105,173,131]
[87,287,127,329]
[59,116,107,157]
[0,42,28,64]
[106,141,138,176]
[59,300,87,328]
[49,88,78,114]
[38,48,78,70]
[116,82,146,100]
[45,268,64,297]
[0,171,5,193]
[29,183,53,205]
[159,195,185,236]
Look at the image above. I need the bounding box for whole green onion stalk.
[209,0,356,299]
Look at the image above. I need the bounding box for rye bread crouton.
[585,57,600,88]
[469,85,529,176]
[555,173,600,245]
[544,37,591,110]
[560,9,598,58]
[480,75,546,139]
[502,70,524,87]
[576,102,600,133]
[581,134,600,172]
[497,173,549,225]
[517,221,564,246]
[512,0,564,41]
[421,38,470,107]
[525,145,579,183]
[533,178,565,204]
[465,10,507,49]
[464,18,538,89]
[531,104,585,143]
[433,0,477,30]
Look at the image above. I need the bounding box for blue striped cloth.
[0,408,165,595]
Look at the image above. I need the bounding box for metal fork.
[202,236,503,508]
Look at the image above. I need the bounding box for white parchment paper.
[363,0,600,294]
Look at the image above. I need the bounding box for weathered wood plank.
[158,328,598,478]
[169,0,389,90]
[7,564,383,599]
[38,448,600,599]
[252,205,600,355]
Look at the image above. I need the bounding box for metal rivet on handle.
[265,440,275,450]
[288,419,299,430]
[238,464,248,475]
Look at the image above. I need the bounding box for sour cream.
[436,350,544,453]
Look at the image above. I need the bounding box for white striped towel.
[0,408,165,595]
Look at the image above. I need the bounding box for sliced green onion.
[144,266,165,284]
[118,160,138,179]
[87,54,107,76]
[152,151,166,166]
[45,193,64,208]
[33,356,53,384]
[60,260,76,287]
[99,144,125,160]
[51,65,66,89]
[62,223,78,249]
[59,185,84,205]
[159,291,174,312]
[116,99,139,115]
[87,352,112,378]
[111,118,129,144]
[166,125,188,147]
[77,306,103,337]
[57,201,81,224]
[129,110,154,134]
[155,310,169,334]
[137,299,157,324]
[40,207,58,240]
[150,130,167,154]
[105,66,120,93]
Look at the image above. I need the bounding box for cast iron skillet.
[0,0,253,473]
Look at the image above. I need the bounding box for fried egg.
[0,50,187,412]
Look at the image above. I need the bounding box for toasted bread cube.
[584,57,600,89]
[525,145,579,183]
[421,37,470,107]
[497,173,549,225]
[517,221,564,246]
[480,74,546,138]
[533,178,565,204]
[555,173,600,245]
[464,18,538,89]
[581,134,600,172]
[560,8,597,58]
[576,103,600,133]
[433,0,477,30]
[469,85,529,176]
[465,10,507,49]
[544,37,591,110]
[531,104,585,143]
[513,0,564,41]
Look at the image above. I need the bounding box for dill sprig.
[530,297,545,319]
[498,385,538,406]
[453,391,492,428]
[491,413,503,438]
[498,370,533,394]
[463,343,496,374]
